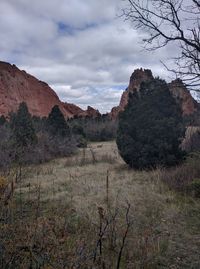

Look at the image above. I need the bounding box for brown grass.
[0,141,200,268]
[160,153,200,197]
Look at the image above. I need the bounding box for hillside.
[0,61,100,118]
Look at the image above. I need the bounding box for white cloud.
[0,0,173,113]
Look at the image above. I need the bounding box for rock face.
[79,106,101,118]
[110,68,199,119]
[62,103,84,116]
[0,61,100,119]
[110,69,153,118]
[168,79,199,116]
[63,103,100,118]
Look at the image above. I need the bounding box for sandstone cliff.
[168,79,199,116]
[0,61,99,118]
[78,106,101,118]
[62,103,100,118]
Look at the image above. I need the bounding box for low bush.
[19,132,77,165]
[0,126,14,171]
[187,179,200,198]
[160,153,200,197]
[69,116,118,142]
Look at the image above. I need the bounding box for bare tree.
[122,0,200,89]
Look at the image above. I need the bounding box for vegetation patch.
[0,142,199,268]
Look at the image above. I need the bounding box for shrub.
[20,131,77,164]
[69,116,117,142]
[47,105,70,137]
[0,125,14,170]
[10,102,37,162]
[188,180,200,198]
[160,153,200,195]
[116,78,186,169]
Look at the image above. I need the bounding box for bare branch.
[122,0,200,90]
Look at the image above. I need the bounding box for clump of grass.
[159,153,200,196]
[64,148,117,167]
[187,179,200,198]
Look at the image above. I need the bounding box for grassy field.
[0,141,200,268]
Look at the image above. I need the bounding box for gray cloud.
[0,0,173,113]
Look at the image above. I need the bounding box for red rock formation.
[128,68,153,92]
[169,79,198,116]
[62,102,84,116]
[63,103,100,118]
[110,68,153,119]
[110,68,199,119]
[0,61,100,119]
[0,61,71,117]
[110,105,122,119]
[78,106,101,118]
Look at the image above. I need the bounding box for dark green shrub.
[116,78,186,169]
[47,105,70,137]
[10,102,37,151]
[69,116,117,142]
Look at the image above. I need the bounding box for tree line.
[0,102,117,171]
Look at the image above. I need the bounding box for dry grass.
[0,141,200,268]
[160,153,200,197]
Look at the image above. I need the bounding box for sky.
[0,0,174,113]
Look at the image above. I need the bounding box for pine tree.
[11,102,37,151]
[116,78,186,169]
[47,105,70,137]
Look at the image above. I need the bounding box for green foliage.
[32,115,47,132]
[116,78,186,169]
[69,116,117,142]
[10,102,37,151]
[71,124,86,138]
[47,105,70,137]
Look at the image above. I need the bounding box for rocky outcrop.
[78,106,101,118]
[128,68,153,92]
[63,103,100,118]
[0,61,100,119]
[0,61,71,118]
[62,103,84,116]
[110,69,153,119]
[169,79,199,116]
[110,68,199,119]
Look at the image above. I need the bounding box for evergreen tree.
[116,78,186,169]
[0,115,6,126]
[47,105,70,137]
[11,102,37,151]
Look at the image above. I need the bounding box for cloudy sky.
[0,0,173,113]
